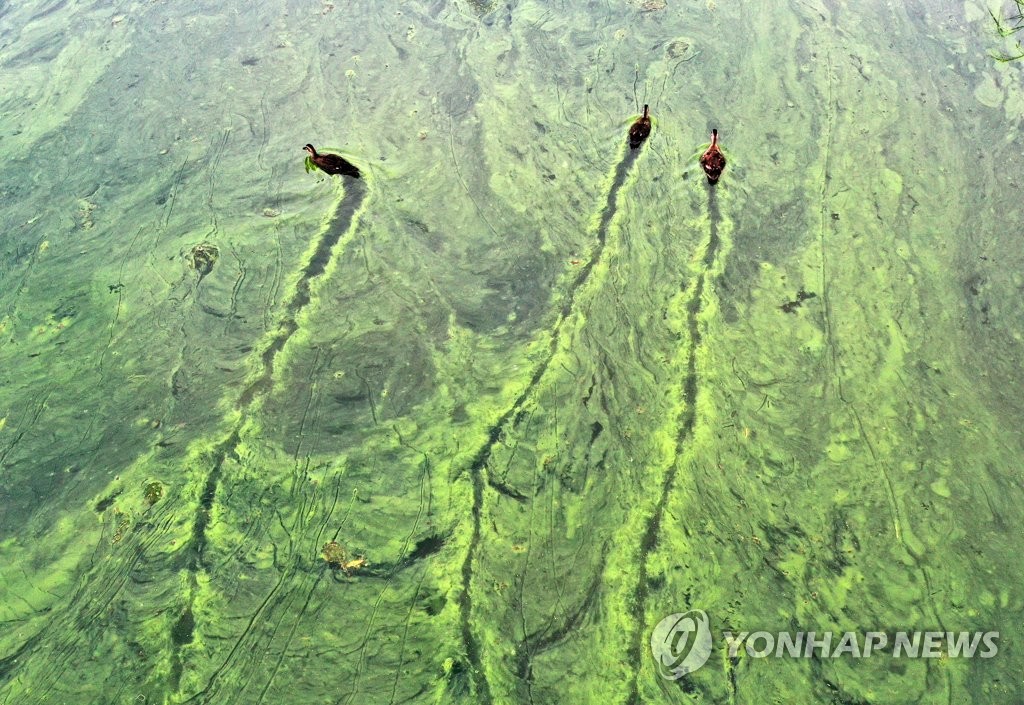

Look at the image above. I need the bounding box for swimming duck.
[628,105,652,149]
[699,129,726,184]
[303,144,361,178]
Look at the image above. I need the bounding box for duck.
[303,144,361,178]
[699,129,726,184]
[628,105,652,149]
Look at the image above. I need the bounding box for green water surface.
[1,0,1023,703]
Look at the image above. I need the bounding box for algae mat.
[1,0,1023,703]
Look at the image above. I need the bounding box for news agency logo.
[650,610,714,679]
[723,630,1000,660]
[652,610,999,680]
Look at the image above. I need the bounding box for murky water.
[1,0,1023,703]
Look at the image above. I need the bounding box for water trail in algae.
[161,178,367,694]
[624,184,724,704]
[457,142,641,702]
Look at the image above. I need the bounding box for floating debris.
[666,37,697,61]
[77,199,97,230]
[322,540,367,575]
[144,481,165,506]
[189,243,219,276]
[629,0,666,10]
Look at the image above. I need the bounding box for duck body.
[303,144,361,178]
[699,129,726,183]
[628,104,652,149]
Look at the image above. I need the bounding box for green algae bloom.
[0,2,1021,704]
